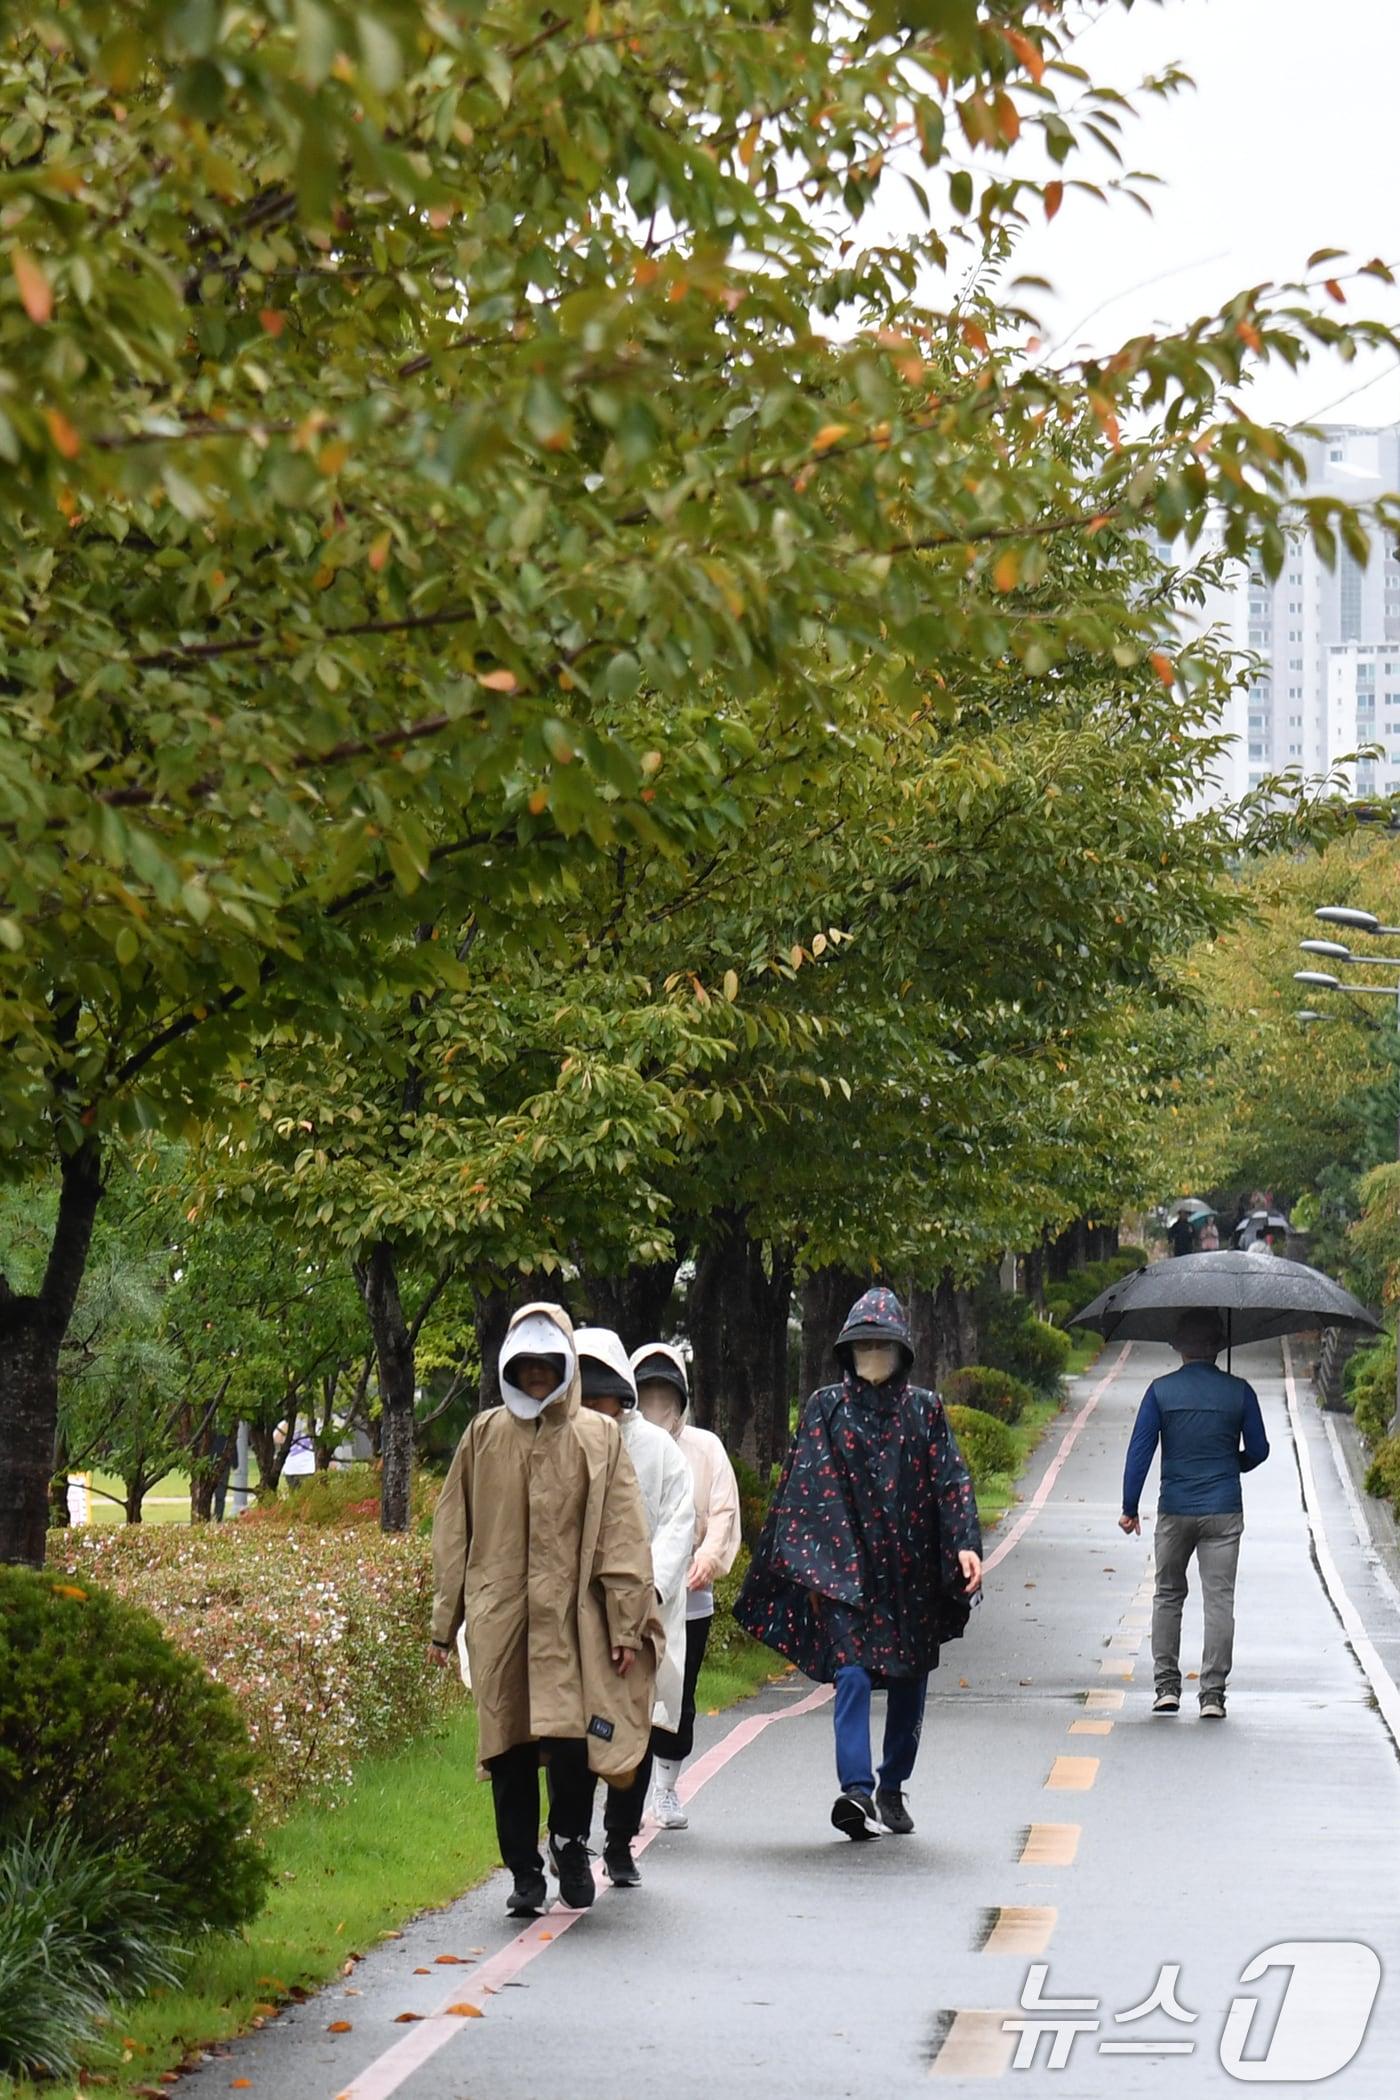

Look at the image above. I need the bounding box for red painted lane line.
[981,1342,1132,1575]
[337,1682,835,2100]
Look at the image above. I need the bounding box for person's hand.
[687,1555,717,1591]
[959,1550,983,1596]
[612,1645,636,1677]
[427,1642,453,1669]
[1119,1513,1141,1536]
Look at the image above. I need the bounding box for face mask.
[637,1383,684,1434]
[852,1341,901,1386]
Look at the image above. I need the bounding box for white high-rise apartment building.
[1193,423,1400,802]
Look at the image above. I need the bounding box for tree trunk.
[688,1216,792,1467]
[355,1239,415,1533]
[0,1140,103,1567]
[575,1257,682,1347]
[472,1284,517,1413]
[799,1266,864,1412]
[1025,1241,1046,1312]
[908,1270,976,1387]
[123,1479,146,1525]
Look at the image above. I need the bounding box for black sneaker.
[603,1838,641,1887]
[875,1787,915,1835]
[506,1868,548,1918]
[548,1834,596,1909]
[831,1788,884,1841]
[1152,1691,1181,1714]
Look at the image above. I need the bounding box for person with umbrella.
[1118,1309,1269,1720]
[1166,1205,1197,1259]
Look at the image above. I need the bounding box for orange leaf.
[393,2012,425,2023]
[477,668,518,692]
[811,422,849,454]
[326,2021,353,2034]
[317,439,350,475]
[45,408,81,460]
[434,1955,467,1965]
[992,548,1020,592]
[259,308,286,336]
[633,256,660,287]
[1237,320,1262,353]
[368,530,391,572]
[1324,278,1346,304]
[1006,29,1045,84]
[445,2004,484,2018]
[994,93,1020,145]
[413,1967,430,1975]
[1149,651,1175,688]
[527,788,549,814]
[11,245,53,324]
[51,1581,88,1599]
[1044,180,1063,222]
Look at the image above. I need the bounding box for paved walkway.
[181,1341,1400,2098]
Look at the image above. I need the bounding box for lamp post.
[1296,908,1400,1432]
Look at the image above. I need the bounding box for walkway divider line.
[336,1682,834,2100]
[982,1344,1132,1575]
[1282,1339,1400,1751]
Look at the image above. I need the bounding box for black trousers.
[602,1749,653,1844]
[488,1738,594,1877]
[650,1612,713,1764]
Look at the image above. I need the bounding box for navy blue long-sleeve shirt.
[1122,1361,1270,1518]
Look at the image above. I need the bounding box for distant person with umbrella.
[1119,1310,1270,1721]
[1166,1206,1196,1259]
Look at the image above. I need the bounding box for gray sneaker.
[1152,1691,1180,1713]
[1199,1696,1226,1720]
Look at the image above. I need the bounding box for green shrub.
[942,1365,1033,1424]
[976,1287,1073,1396]
[49,1524,454,1819]
[731,1456,778,1549]
[1365,1431,1400,1514]
[0,1568,267,1934]
[243,1459,440,1531]
[1116,1244,1149,1270]
[0,1820,187,2080]
[945,1404,1020,1487]
[1350,1337,1397,1447]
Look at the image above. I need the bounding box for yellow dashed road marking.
[1047,1755,1099,1791]
[930,2009,1019,2079]
[1084,1689,1124,1713]
[1108,1632,1143,1652]
[1019,1823,1080,1866]
[982,1906,1058,1957]
[1100,1657,1134,1677]
[1069,1718,1113,1735]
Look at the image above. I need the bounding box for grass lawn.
[1064,1329,1105,1378]
[79,1470,194,1525]
[11,1638,783,2100]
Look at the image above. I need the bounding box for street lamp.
[1316,905,1400,937]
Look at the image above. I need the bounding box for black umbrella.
[1070,1251,1379,1364]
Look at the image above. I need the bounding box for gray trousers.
[1152,1512,1245,1701]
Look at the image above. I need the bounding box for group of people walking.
[428,1305,742,1915]
[430,1282,1269,1916]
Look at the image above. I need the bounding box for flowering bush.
[50,1524,454,1818]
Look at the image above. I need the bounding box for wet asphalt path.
[178,1340,1400,2100]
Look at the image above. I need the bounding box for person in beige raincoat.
[428,1303,661,1919]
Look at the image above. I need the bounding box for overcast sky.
[880,0,1400,433]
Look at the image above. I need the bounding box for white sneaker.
[651,1785,688,1829]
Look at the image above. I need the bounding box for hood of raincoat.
[834,1286,914,1370]
[500,1304,578,1421]
[574,1325,639,1407]
[630,1341,689,1411]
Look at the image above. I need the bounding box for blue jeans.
[833,1665,928,1794]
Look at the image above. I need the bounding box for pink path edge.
[335,1682,835,2100]
[336,1346,1130,2099]
[981,1340,1132,1575]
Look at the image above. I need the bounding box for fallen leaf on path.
[1024,1582,1036,1589]
[327,2021,353,2034]
[434,1954,468,1964]
[413,1966,431,1975]
[958,1678,969,1688]
[380,1930,404,1941]
[394,2012,425,2023]
[445,2005,484,2018]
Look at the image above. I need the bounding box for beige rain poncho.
[430,1303,662,1783]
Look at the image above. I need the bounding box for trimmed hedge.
[49,1523,455,1817]
[945,1404,1020,1487]
[0,1567,267,1934]
[1365,1431,1400,1516]
[942,1365,1034,1424]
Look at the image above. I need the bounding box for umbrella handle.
[1227,1306,1232,1376]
